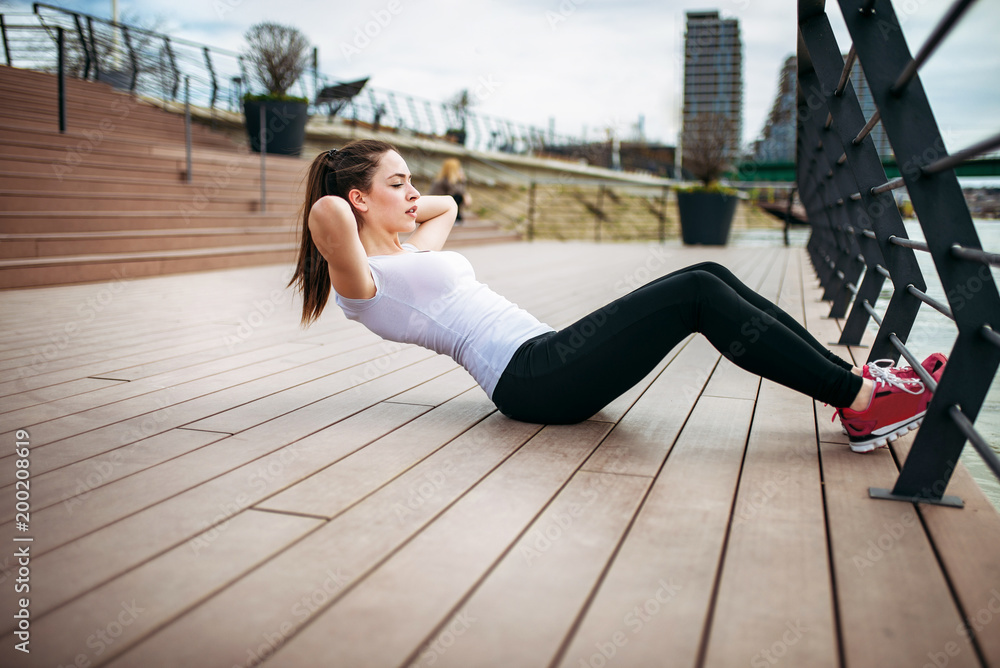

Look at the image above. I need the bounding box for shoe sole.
[848,415,923,453]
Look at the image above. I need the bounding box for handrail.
[797,0,1000,508]
[8,3,590,155]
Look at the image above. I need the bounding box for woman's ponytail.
[288,139,397,326]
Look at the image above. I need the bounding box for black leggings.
[491,262,863,424]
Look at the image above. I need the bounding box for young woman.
[288,139,942,453]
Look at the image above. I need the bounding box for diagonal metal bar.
[837,0,1000,506]
[798,13,926,355]
[890,0,978,95]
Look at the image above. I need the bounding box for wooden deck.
[1,240,998,668]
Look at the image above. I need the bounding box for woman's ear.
[347,188,368,213]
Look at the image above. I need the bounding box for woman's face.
[356,150,420,233]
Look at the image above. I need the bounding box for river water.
[731,220,1000,510]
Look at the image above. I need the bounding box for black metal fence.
[0,3,590,156]
[797,0,1000,506]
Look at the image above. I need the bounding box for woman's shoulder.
[309,195,353,231]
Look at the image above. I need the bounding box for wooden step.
[0,153,307,187]
[0,110,238,149]
[0,244,297,289]
[0,211,299,233]
[0,190,300,213]
[0,133,309,176]
[0,171,302,196]
[0,227,298,258]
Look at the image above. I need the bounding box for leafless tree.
[681,112,738,186]
[242,22,309,98]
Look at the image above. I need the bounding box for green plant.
[676,182,738,195]
[242,22,310,100]
[243,92,309,104]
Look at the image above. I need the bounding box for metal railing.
[0,3,589,155]
[797,0,1000,507]
[404,151,678,243]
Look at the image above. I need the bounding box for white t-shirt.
[334,244,554,399]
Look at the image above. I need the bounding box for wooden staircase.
[0,65,306,289]
[0,65,520,289]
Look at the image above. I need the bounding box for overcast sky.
[6,0,999,153]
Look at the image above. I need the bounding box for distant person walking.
[429,158,471,223]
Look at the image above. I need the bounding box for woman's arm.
[407,194,458,252]
[308,195,375,299]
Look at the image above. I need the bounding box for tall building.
[681,11,743,173]
[752,55,797,163]
[751,53,892,165]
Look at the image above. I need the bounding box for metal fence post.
[184,76,192,184]
[1,15,12,67]
[527,181,536,242]
[57,27,65,134]
[122,26,138,93]
[594,185,605,242]
[659,185,668,243]
[259,103,267,213]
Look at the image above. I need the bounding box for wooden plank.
[799,249,856,448]
[0,344,437,473]
[0,340,320,448]
[701,356,761,400]
[100,413,544,668]
[0,377,126,415]
[556,396,753,668]
[0,427,226,524]
[6,355,454,551]
[820,437,979,668]
[0,327,369,425]
[257,387,496,517]
[267,420,613,667]
[590,352,674,424]
[0,509,320,667]
[701,245,787,405]
[582,335,718,477]
[413,470,649,668]
[0,400,429,628]
[181,343,447,435]
[0,320,230,377]
[891,436,1000,667]
[703,381,838,668]
[701,247,836,667]
[385,367,479,407]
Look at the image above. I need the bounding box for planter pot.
[445,128,467,145]
[676,190,738,245]
[97,69,132,91]
[243,100,310,156]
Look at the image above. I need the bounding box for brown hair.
[288,138,397,325]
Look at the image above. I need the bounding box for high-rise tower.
[753,55,797,163]
[681,11,743,172]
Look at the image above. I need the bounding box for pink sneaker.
[837,371,929,453]
[863,353,946,385]
[838,354,946,439]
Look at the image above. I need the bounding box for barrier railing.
[0,3,589,155]
[797,0,1000,507]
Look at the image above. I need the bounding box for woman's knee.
[688,261,734,283]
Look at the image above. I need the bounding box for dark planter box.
[677,190,738,245]
[243,100,309,156]
[445,128,467,145]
